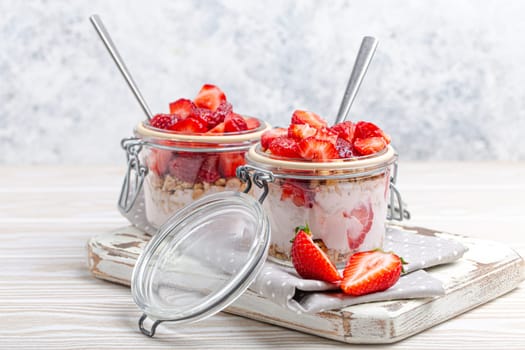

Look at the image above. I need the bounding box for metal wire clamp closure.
[236,165,275,204]
[118,137,148,213]
[388,161,411,221]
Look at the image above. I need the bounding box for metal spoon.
[90,14,154,120]
[334,36,378,125]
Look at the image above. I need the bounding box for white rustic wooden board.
[87,224,524,344]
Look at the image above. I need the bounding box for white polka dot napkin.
[249,226,467,313]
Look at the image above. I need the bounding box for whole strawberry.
[340,250,405,296]
[291,225,342,283]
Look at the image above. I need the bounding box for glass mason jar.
[118,119,271,233]
[245,143,403,267]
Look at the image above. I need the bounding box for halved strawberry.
[213,101,233,124]
[149,114,180,130]
[298,137,339,161]
[280,180,313,208]
[261,128,288,151]
[314,127,338,145]
[147,149,173,176]
[168,153,205,183]
[343,200,373,249]
[224,113,248,132]
[340,250,403,296]
[291,226,342,283]
[171,117,208,133]
[194,84,227,111]
[354,121,391,144]
[331,121,356,143]
[206,122,225,134]
[336,138,353,158]
[169,99,198,119]
[197,155,220,183]
[218,152,245,178]
[288,123,317,140]
[268,137,301,158]
[353,137,387,156]
[291,110,328,129]
[245,117,261,130]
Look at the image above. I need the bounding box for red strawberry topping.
[331,121,356,143]
[206,122,225,134]
[224,113,248,132]
[354,121,391,144]
[314,127,338,145]
[343,200,374,250]
[245,117,261,130]
[340,250,403,296]
[268,137,301,158]
[288,123,317,140]
[261,128,288,151]
[169,99,198,119]
[291,110,328,129]
[335,137,353,158]
[171,117,208,133]
[291,226,342,283]
[298,137,339,161]
[353,137,387,156]
[194,84,227,111]
[149,114,180,130]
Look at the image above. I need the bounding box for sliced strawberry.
[197,155,220,183]
[147,149,173,176]
[195,108,222,129]
[169,99,198,119]
[268,137,301,158]
[194,84,227,111]
[171,117,208,133]
[340,250,403,296]
[280,180,313,208]
[218,152,245,178]
[291,226,342,283]
[212,101,233,124]
[149,114,180,130]
[224,113,248,132]
[353,137,387,156]
[354,121,391,144]
[245,117,261,130]
[291,110,328,129]
[260,128,288,151]
[336,137,353,158]
[331,121,356,143]
[168,153,205,183]
[314,127,338,145]
[298,137,339,161]
[288,123,317,140]
[343,200,374,249]
[206,122,225,134]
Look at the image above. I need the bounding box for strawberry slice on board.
[268,136,301,159]
[340,250,404,296]
[353,137,387,156]
[224,113,248,132]
[260,128,288,151]
[298,137,339,161]
[288,123,317,140]
[171,117,208,133]
[343,200,374,250]
[218,152,245,178]
[291,225,342,283]
[291,110,328,129]
[194,84,227,111]
[169,99,198,119]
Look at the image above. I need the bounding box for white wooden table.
[1,163,524,349]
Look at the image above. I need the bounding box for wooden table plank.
[0,163,524,349]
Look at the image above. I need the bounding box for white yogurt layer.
[262,172,390,263]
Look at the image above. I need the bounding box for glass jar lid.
[131,190,269,335]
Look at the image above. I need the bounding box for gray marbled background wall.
[1,0,524,164]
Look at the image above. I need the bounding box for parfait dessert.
[245,110,395,266]
[134,84,270,229]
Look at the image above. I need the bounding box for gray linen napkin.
[248,226,467,313]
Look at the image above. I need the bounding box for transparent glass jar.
[118,119,271,233]
[245,144,403,267]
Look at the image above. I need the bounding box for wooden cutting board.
[87,225,524,344]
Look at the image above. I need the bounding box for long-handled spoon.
[334,36,378,125]
[90,14,154,120]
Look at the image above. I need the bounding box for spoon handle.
[90,14,154,120]
[334,36,378,125]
